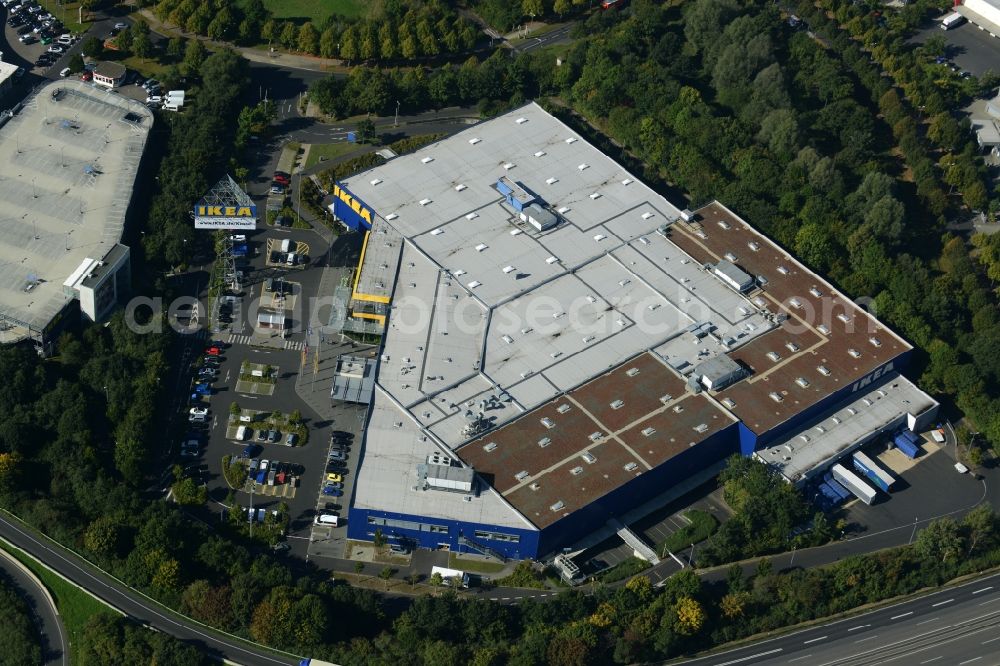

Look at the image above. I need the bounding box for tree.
[230,401,241,416]
[379,566,394,591]
[720,591,749,619]
[166,37,185,60]
[914,517,964,563]
[82,36,103,58]
[357,117,377,144]
[340,25,358,63]
[83,515,121,557]
[379,22,397,61]
[67,53,85,73]
[554,0,571,17]
[373,528,387,550]
[675,597,705,635]
[279,22,297,50]
[298,22,319,55]
[962,504,996,555]
[289,409,301,424]
[183,39,207,76]
[523,0,544,17]
[353,561,364,577]
[430,571,443,586]
[133,31,153,62]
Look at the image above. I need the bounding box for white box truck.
[279,238,291,253]
[431,566,470,588]
[941,12,965,29]
[236,425,249,441]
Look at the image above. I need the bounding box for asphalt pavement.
[681,571,1000,665]
[910,19,1000,77]
[0,544,67,666]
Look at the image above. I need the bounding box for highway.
[0,513,298,666]
[682,571,1000,666]
[0,544,67,666]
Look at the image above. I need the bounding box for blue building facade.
[329,181,375,231]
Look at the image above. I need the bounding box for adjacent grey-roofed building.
[330,355,376,404]
[694,355,745,391]
[713,259,754,292]
[418,462,476,493]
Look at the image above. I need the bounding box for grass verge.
[0,540,117,662]
[448,554,506,574]
[304,142,357,169]
[254,0,367,22]
[37,0,88,32]
[598,556,651,584]
[657,509,720,554]
[494,561,546,589]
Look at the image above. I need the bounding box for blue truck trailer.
[893,430,921,459]
[852,451,895,493]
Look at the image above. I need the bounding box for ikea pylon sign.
[331,182,373,230]
[193,204,257,230]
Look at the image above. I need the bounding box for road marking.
[847,624,869,632]
[854,635,879,643]
[891,612,913,620]
[959,658,981,665]
[787,655,812,663]
[983,637,1000,645]
[981,597,1000,605]
[931,598,954,607]
[712,649,783,666]
[973,586,993,594]
[803,636,827,644]
[916,617,939,625]
[920,658,942,664]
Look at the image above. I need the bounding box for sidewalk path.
[0,545,68,666]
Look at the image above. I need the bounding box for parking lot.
[910,19,1000,78]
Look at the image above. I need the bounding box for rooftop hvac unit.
[483,442,497,452]
[556,404,570,413]
[550,500,565,511]
[582,452,596,464]
[570,466,583,476]
[515,470,529,481]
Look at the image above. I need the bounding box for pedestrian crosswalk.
[228,334,254,346]
[285,340,305,351]
[225,334,306,351]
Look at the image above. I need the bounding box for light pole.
[249,481,256,539]
[908,516,918,544]
[394,100,399,127]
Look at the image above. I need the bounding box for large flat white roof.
[0,81,152,339]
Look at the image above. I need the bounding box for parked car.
[204,346,221,356]
[46,44,62,53]
[272,173,290,186]
[13,67,24,78]
[326,473,342,483]
[285,433,298,446]
[248,458,259,476]
[113,21,128,29]
[269,184,284,195]
[58,66,71,77]
[267,429,279,443]
[328,450,347,461]
[79,71,92,82]
[322,484,343,497]
[189,406,209,417]
[256,429,267,442]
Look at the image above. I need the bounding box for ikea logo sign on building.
[332,183,374,230]
[195,205,256,217]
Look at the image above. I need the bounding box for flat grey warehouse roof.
[0,81,152,340]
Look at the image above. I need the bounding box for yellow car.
[326,473,342,483]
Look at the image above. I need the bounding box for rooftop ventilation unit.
[848,348,861,358]
[455,183,467,191]
[724,252,737,262]
[534,150,546,157]
[546,177,558,185]
[538,437,551,448]
[582,452,597,464]
[610,399,624,410]
[558,206,569,214]
[815,425,826,434]
[722,397,736,409]
[431,228,443,235]
[454,269,466,276]
[642,427,656,436]
[799,434,810,443]
[550,500,565,511]
[469,137,481,144]
[503,265,516,274]
[582,335,595,344]
[530,482,541,491]
[546,256,559,264]
[419,198,432,206]
[386,213,398,220]
[501,335,513,344]
[837,313,852,324]
[466,212,477,220]
[565,137,577,144]
[748,241,760,251]
[626,367,639,377]
[588,431,603,442]
[641,212,654,220]
[621,178,632,185]
[769,392,784,403]
[639,237,650,245]
[541,417,555,429]
[817,365,832,376]
[475,243,488,252]
[467,280,481,289]
[578,163,589,170]
[718,220,731,230]
[483,442,498,452]
[785,342,800,353]
[660,393,673,403]
[789,298,802,309]
[810,287,822,297]
[421,157,434,164]
[503,162,515,170]
[847,407,857,416]
[795,377,810,388]
[516,117,527,124]
[594,234,606,242]
[557,404,571,414]
[370,178,382,186]
[672,404,684,413]
[589,192,601,200]
[680,209,695,222]
[869,337,882,347]
[510,229,522,236]
[693,423,708,433]
[767,351,781,362]
[624,462,639,472]
[515,470,529,481]
[817,324,830,335]
[777,266,789,275]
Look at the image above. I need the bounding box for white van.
[931,429,946,444]
[163,102,179,112]
[285,252,296,266]
[314,513,338,526]
[236,425,249,441]
[59,67,71,78]
[941,12,965,30]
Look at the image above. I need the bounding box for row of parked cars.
[247,458,299,487]
[322,431,353,501]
